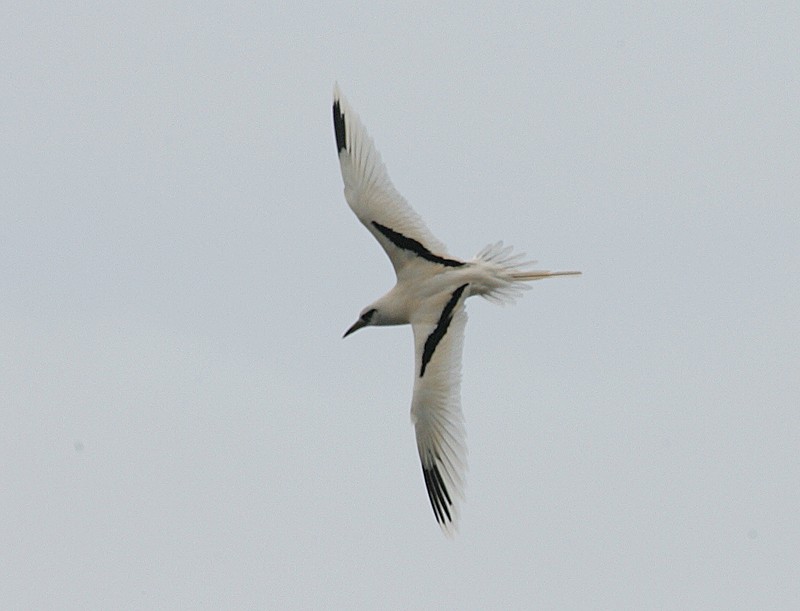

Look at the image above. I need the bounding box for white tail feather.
[471,241,581,304]
[512,270,583,281]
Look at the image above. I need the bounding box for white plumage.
[333,85,579,535]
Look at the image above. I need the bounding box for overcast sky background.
[3,3,799,609]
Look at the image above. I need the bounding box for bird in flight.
[332,85,579,535]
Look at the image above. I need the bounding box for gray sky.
[3,3,799,609]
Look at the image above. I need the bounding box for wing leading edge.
[411,284,470,533]
[333,86,461,275]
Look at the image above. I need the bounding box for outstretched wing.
[410,283,470,535]
[333,85,463,276]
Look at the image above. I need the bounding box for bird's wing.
[333,85,463,276]
[410,283,470,534]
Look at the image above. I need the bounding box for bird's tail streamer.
[472,241,580,304]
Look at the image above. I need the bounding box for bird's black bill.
[343,319,367,338]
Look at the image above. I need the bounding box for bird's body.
[333,85,579,534]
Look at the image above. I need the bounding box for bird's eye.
[363,308,376,322]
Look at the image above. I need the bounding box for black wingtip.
[423,464,453,525]
[333,99,346,153]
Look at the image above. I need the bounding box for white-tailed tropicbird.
[333,85,580,535]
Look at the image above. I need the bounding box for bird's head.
[343,307,377,338]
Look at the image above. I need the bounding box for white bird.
[333,85,580,535]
